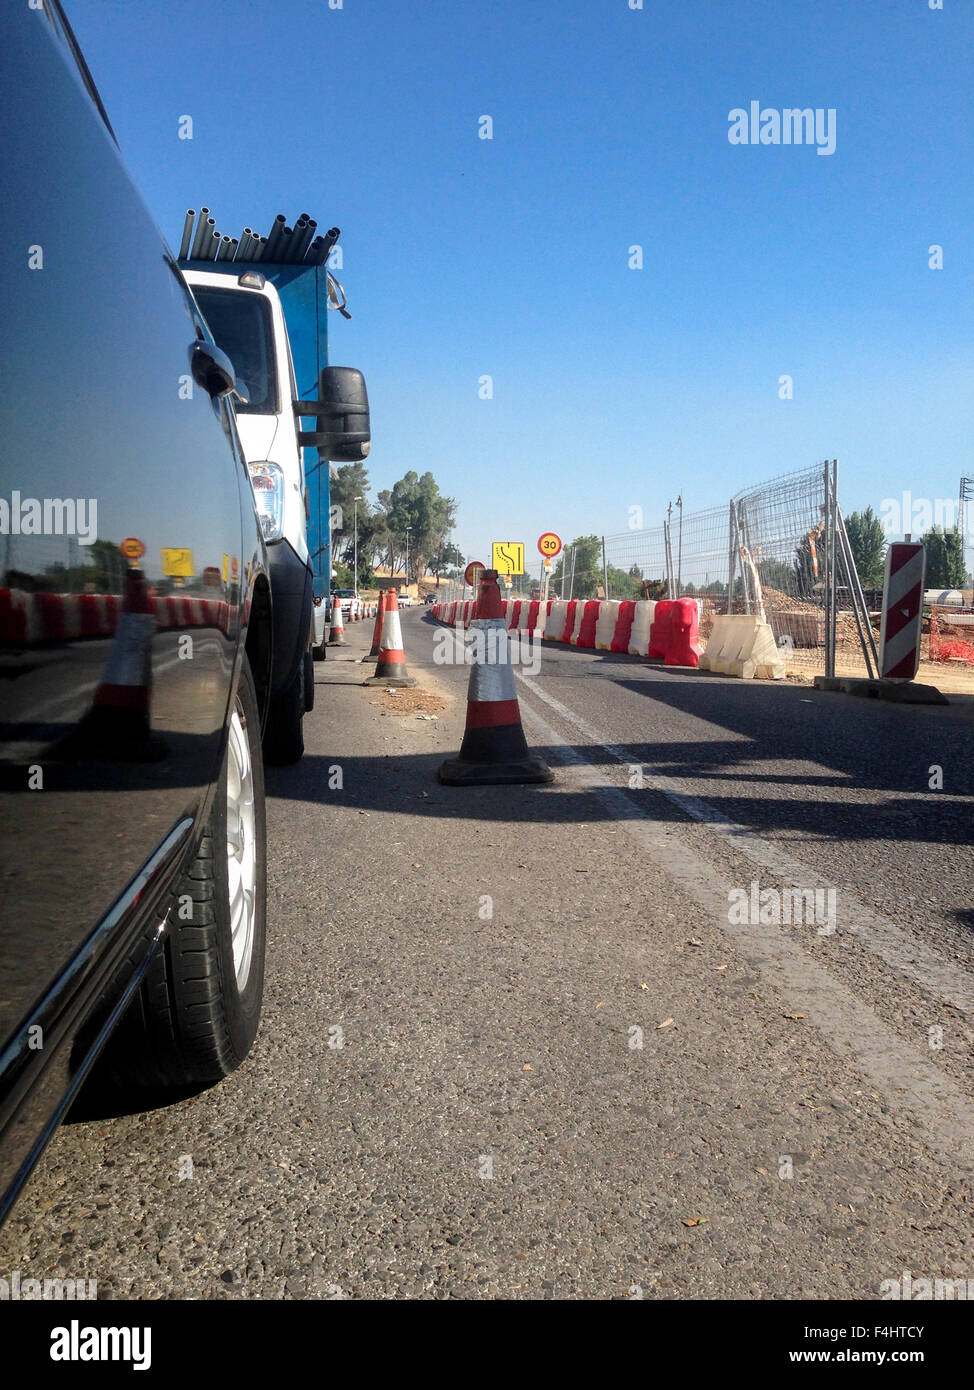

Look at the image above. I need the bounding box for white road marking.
[516,671,974,1021]
[514,692,974,1161]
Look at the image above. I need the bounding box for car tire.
[262,659,305,765]
[99,654,267,1089]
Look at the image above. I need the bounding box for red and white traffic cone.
[364,588,416,687]
[368,590,386,658]
[328,594,346,646]
[72,566,164,759]
[438,569,552,785]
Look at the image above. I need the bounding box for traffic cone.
[67,566,165,760]
[368,589,386,658]
[364,588,416,687]
[438,570,552,785]
[328,594,346,645]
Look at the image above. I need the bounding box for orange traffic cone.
[328,594,346,645]
[438,569,552,785]
[69,566,165,760]
[364,588,416,687]
[368,589,386,658]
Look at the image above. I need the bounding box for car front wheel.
[99,654,268,1089]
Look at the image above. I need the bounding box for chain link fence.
[438,462,974,688]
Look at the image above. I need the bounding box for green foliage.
[550,535,602,598]
[922,526,966,588]
[374,470,457,582]
[606,564,643,599]
[757,557,797,595]
[331,463,458,587]
[844,507,887,588]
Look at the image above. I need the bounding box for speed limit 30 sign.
[538,531,562,559]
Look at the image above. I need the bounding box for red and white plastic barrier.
[0,586,230,644]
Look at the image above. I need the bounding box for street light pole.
[405,526,412,594]
[353,495,363,601]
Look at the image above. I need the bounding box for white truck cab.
[183,267,317,761]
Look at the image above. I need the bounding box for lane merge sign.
[161,547,194,578]
[491,541,524,575]
[538,531,562,559]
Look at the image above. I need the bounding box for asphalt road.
[2,609,973,1299]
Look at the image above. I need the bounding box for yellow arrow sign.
[161,547,194,578]
[491,541,524,575]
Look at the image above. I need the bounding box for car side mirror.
[190,340,237,399]
[294,366,370,460]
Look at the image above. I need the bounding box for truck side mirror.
[190,339,237,399]
[314,366,370,461]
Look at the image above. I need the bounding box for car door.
[0,5,245,1087]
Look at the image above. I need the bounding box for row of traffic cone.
[337,575,551,785]
[438,569,551,785]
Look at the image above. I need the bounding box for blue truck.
[179,208,370,762]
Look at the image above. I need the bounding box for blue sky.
[69,0,973,575]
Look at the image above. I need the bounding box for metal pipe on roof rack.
[178,210,196,260]
[218,237,236,262]
[190,208,212,259]
[242,230,259,261]
[235,228,253,261]
[291,219,315,263]
[256,236,268,261]
[317,226,340,264]
[205,229,221,261]
[304,236,324,264]
[264,214,286,261]
[279,227,294,262]
[287,221,307,262]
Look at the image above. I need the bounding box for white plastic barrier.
[628,600,656,656]
[545,600,568,641]
[700,614,784,679]
[595,601,621,651]
[569,601,586,645]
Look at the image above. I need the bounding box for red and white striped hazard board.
[879,541,926,681]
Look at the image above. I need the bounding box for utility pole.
[353,495,363,598]
[404,526,412,593]
[676,494,683,595]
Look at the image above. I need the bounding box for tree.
[922,526,966,588]
[844,507,886,588]
[375,471,457,583]
[550,535,601,598]
[606,564,643,600]
[330,462,374,588]
[330,461,371,538]
[757,557,797,595]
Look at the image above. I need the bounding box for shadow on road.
[266,742,974,846]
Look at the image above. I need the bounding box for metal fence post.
[727,499,737,615]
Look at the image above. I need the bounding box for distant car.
[424,593,435,605]
[0,0,272,1224]
[332,587,361,620]
[398,591,413,608]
